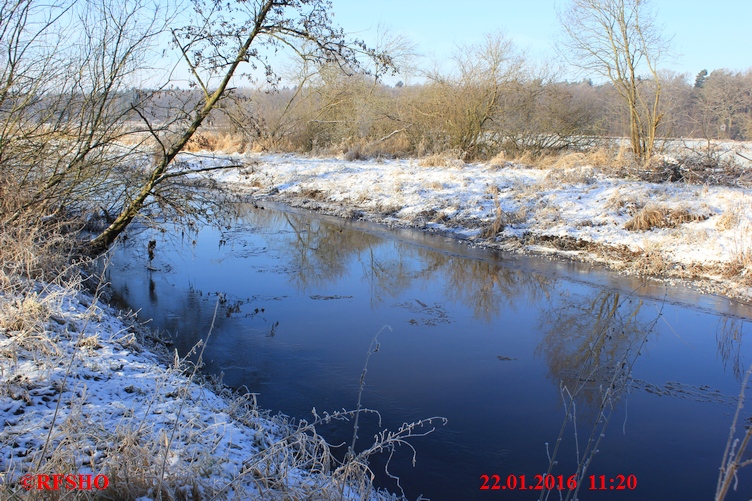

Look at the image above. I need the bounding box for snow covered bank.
[205,153,752,300]
[0,281,413,500]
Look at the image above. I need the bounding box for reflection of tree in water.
[536,290,651,410]
[359,244,428,307]
[535,290,660,501]
[439,255,554,323]
[279,212,382,290]
[273,210,559,320]
[716,316,749,381]
[357,242,558,319]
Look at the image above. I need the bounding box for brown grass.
[722,226,752,285]
[513,145,636,173]
[716,201,751,231]
[631,240,669,275]
[298,186,328,201]
[183,131,250,154]
[487,151,507,167]
[541,166,597,186]
[716,210,738,231]
[418,150,466,168]
[605,189,644,216]
[481,187,527,238]
[624,204,708,231]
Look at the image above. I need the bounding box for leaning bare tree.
[84,0,389,252]
[558,0,670,161]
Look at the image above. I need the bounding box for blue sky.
[330,0,752,79]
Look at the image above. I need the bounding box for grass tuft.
[624,204,708,231]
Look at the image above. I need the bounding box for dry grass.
[481,186,527,238]
[417,150,466,168]
[482,187,505,238]
[341,136,413,161]
[183,132,250,154]
[540,166,597,187]
[624,204,708,231]
[0,223,77,289]
[487,151,507,167]
[631,240,669,275]
[716,200,752,231]
[532,202,562,230]
[512,145,635,173]
[604,189,644,216]
[722,223,752,285]
[716,210,739,232]
[298,187,328,201]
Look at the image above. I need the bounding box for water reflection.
[107,203,752,501]
[535,291,656,501]
[442,257,554,322]
[717,317,748,380]
[279,212,382,289]
[537,290,651,409]
[229,206,559,322]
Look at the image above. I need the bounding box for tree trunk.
[88,0,274,253]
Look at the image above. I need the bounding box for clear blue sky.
[330,0,752,79]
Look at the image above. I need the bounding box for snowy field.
[203,151,752,301]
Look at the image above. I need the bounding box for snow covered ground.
[201,151,752,300]
[0,282,406,500]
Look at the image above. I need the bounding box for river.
[107,201,752,501]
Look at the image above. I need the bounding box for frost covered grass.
[203,146,752,299]
[0,225,441,500]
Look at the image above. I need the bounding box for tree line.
[212,61,752,159]
[0,0,749,254]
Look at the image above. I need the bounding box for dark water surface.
[108,202,752,501]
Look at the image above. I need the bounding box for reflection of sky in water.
[108,204,752,501]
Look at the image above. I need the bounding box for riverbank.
[204,151,752,302]
[0,274,408,499]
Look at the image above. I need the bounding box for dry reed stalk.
[481,187,505,238]
[183,132,250,154]
[715,364,752,501]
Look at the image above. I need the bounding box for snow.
[198,152,752,299]
[0,284,400,500]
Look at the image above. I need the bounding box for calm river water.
[108,202,752,501]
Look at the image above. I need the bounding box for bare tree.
[694,69,752,141]
[417,32,524,159]
[85,0,388,251]
[558,0,670,161]
[0,0,172,226]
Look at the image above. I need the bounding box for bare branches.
[89,0,391,251]
[557,0,670,161]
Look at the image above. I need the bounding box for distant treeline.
[173,65,752,160]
